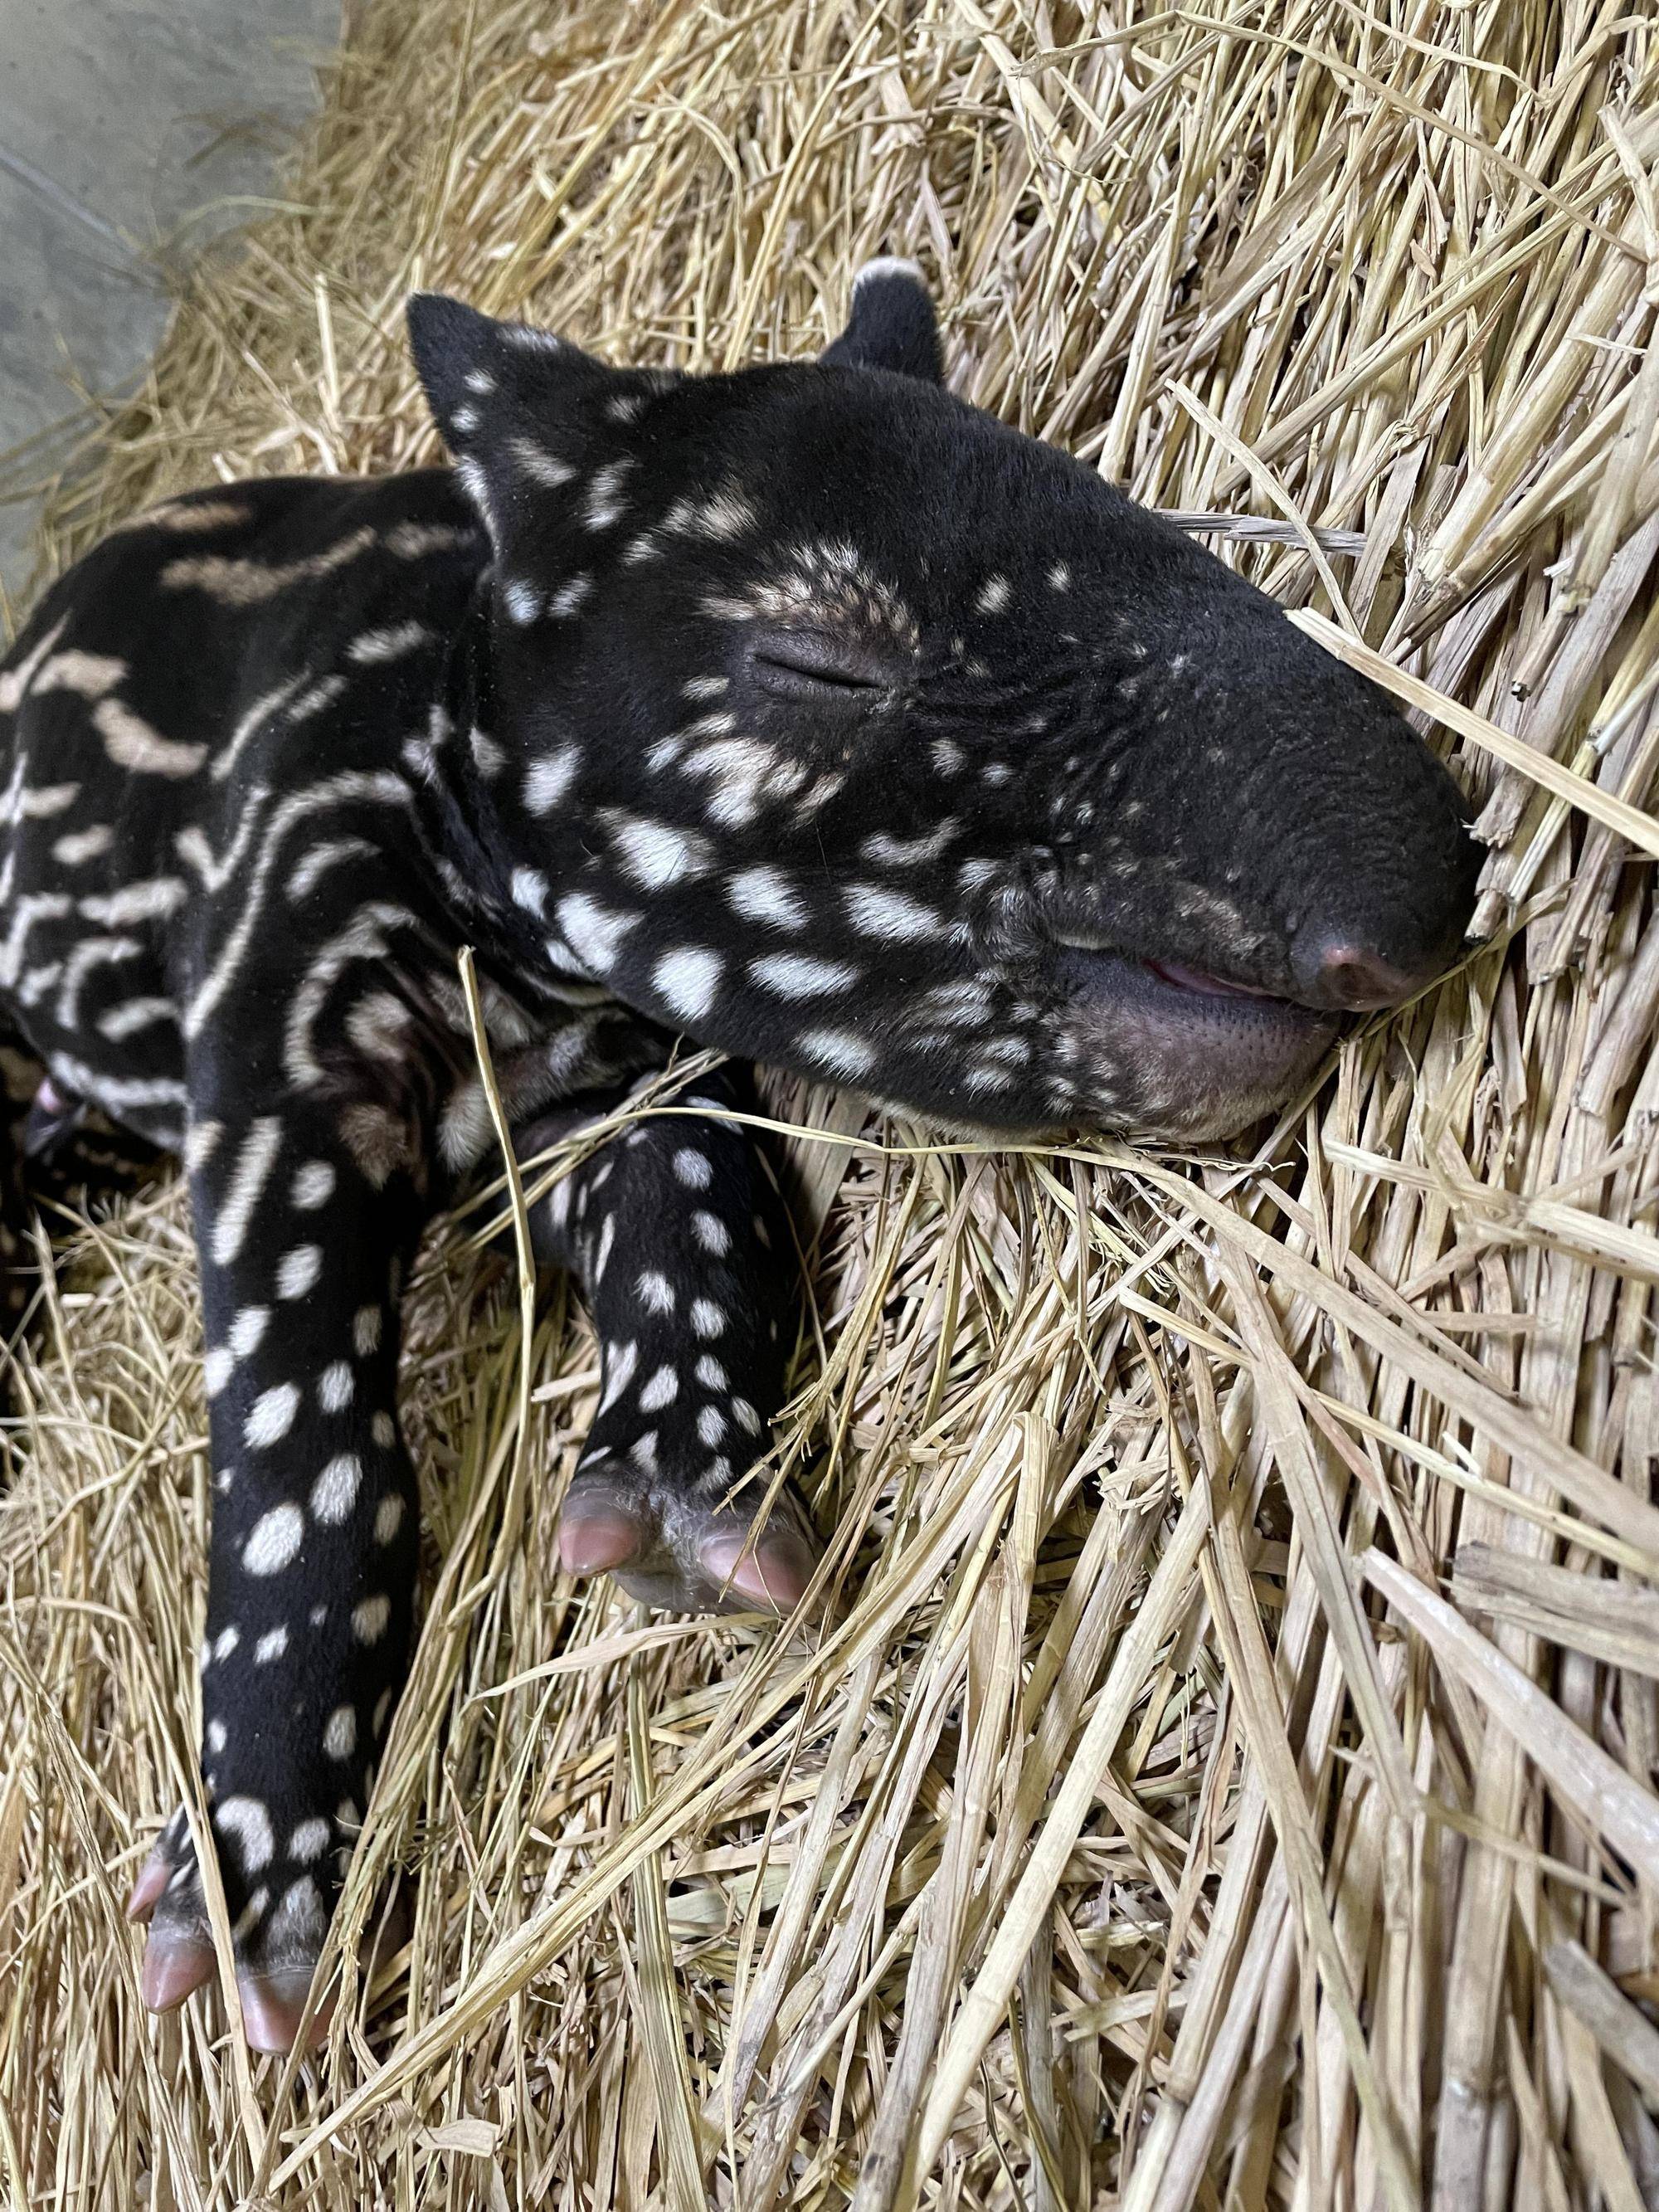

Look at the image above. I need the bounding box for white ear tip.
[852,256,926,294]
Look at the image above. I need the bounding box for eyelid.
[747,627,902,698]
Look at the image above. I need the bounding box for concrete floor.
[0,0,342,602]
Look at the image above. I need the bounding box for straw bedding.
[2,2,1658,2205]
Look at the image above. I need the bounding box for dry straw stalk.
[2,1,1659,2206]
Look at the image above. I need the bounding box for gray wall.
[0,0,342,597]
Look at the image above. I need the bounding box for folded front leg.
[513,1065,818,1614]
[127,1093,425,2051]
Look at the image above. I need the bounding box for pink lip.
[1143,958,1282,1001]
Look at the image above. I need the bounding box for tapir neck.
[405,574,567,992]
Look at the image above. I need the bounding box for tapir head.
[409,265,1477,1142]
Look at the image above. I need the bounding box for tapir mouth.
[1055,941,1328,1028]
[1053,942,1339,1135]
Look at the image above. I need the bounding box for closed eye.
[748,627,899,702]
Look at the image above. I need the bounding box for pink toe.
[559,1498,644,1576]
[238,1970,335,2054]
[126,1852,171,1922]
[703,1526,818,1611]
[141,1929,216,2013]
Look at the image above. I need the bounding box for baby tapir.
[0,262,1477,2050]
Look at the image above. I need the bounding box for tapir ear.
[820,260,941,383]
[407,293,500,424]
[406,292,611,450]
[406,293,625,548]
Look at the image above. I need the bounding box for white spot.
[693,1210,730,1255]
[214,1625,240,1661]
[1047,562,1072,591]
[523,744,581,816]
[245,1383,299,1448]
[673,1147,712,1190]
[288,1817,331,1863]
[844,884,941,939]
[599,1338,639,1412]
[347,620,433,664]
[372,1411,396,1449]
[204,1345,233,1396]
[800,1027,877,1079]
[750,952,856,998]
[216,1797,275,1873]
[323,1706,357,1761]
[291,1160,335,1210]
[975,573,1012,615]
[637,1269,675,1313]
[53,824,114,866]
[654,947,722,1022]
[557,892,637,973]
[319,1361,353,1412]
[694,1355,727,1390]
[863,821,959,867]
[733,1397,761,1435]
[243,1503,304,1574]
[276,1245,324,1300]
[255,1625,288,1664]
[727,866,806,931]
[310,1453,362,1524]
[640,1365,679,1411]
[583,459,633,529]
[511,867,548,917]
[353,1304,382,1357]
[374,1493,406,1546]
[691,1298,727,1339]
[502,578,542,625]
[230,1306,270,1358]
[607,814,712,890]
[506,433,574,487]
[697,1406,727,1447]
[352,1594,391,1644]
[547,574,591,619]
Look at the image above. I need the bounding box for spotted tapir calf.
[0,264,1477,2049]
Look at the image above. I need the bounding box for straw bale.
[2,3,1658,2205]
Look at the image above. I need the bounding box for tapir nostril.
[1292,932,1428,1011]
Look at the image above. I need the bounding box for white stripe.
[207,675,304,786]
[79,877,187,927]
[96,996,177,1040]
[177,801,267,892]
[285,836,379,904]
[93,698,207,778]
[0,618,66,712]
[0,894,71,989]
[183,771,411,1039]
[54,935,139,1029]
[210,1118,284,1267]
[282,901,416,1089]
